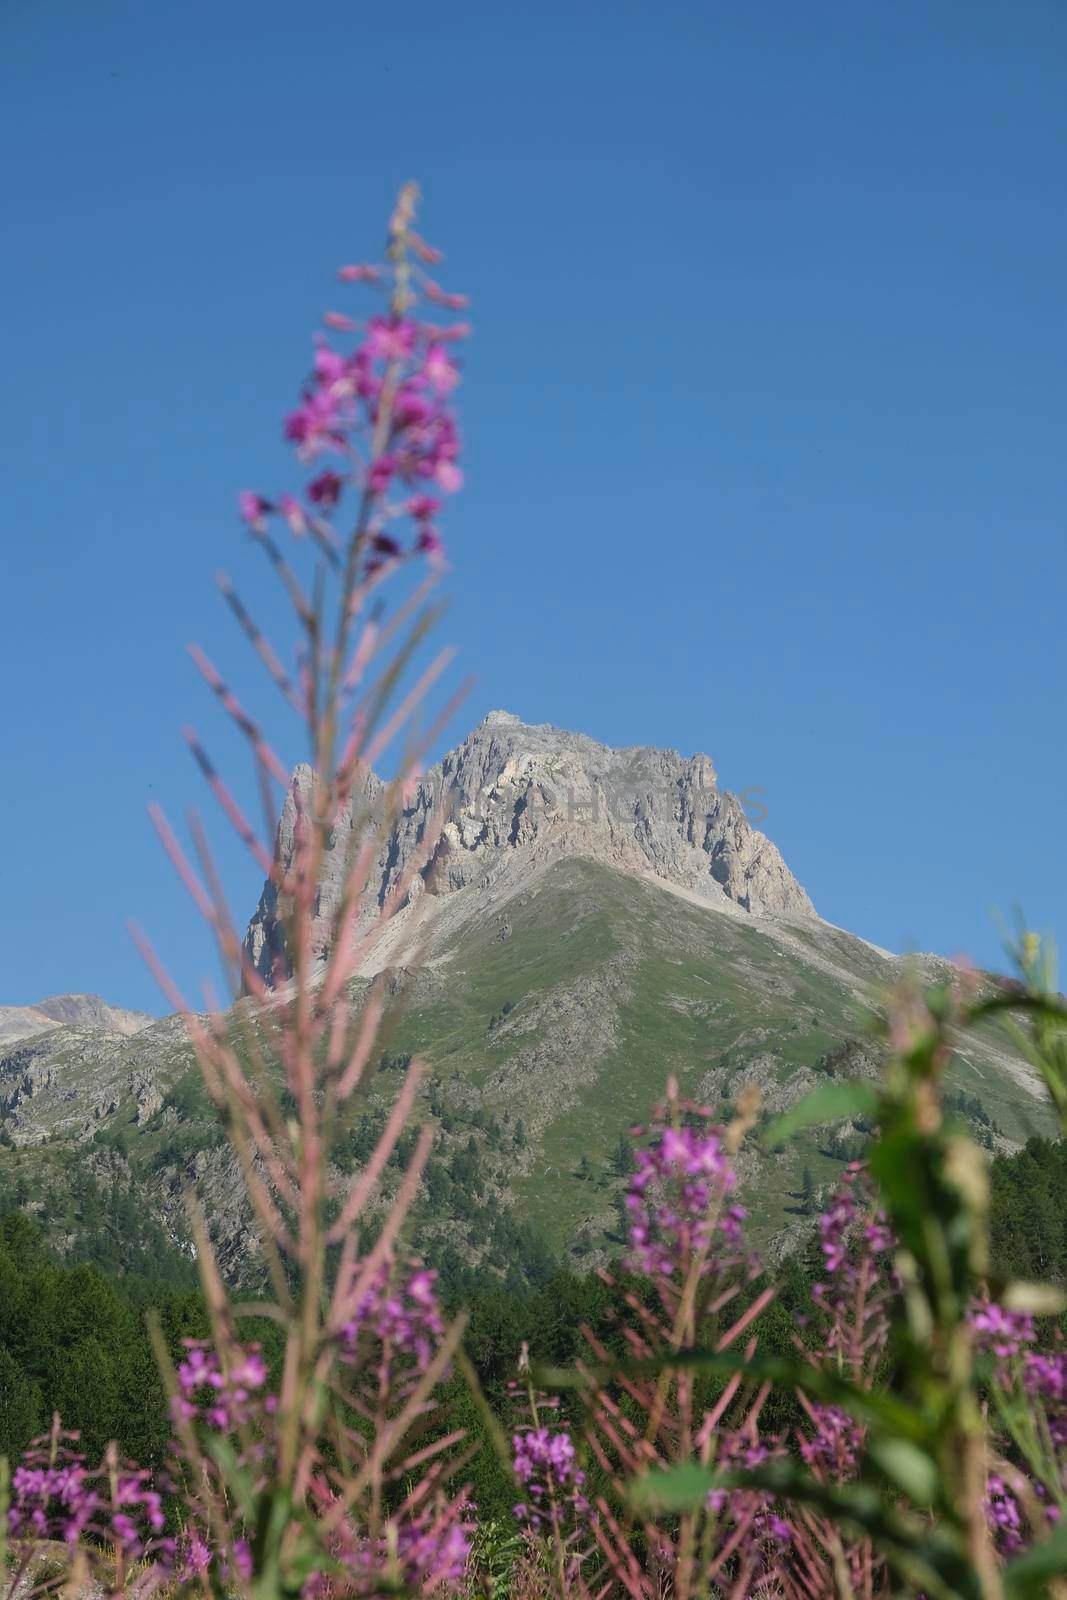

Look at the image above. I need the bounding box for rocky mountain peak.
[244,714,815,983]
[0,994,154,1052]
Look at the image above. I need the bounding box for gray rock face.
[0,1011,188,1146]
[244,712,815,982]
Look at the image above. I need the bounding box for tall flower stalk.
[131,183,474,1598]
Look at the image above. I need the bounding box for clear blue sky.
[2,0,1064,1014]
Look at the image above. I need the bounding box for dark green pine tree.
[800,1165,817,1216]
[0,1344,41,1461]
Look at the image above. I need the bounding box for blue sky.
[2,0,1064,1014]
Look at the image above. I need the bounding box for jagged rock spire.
[244,714,814,984]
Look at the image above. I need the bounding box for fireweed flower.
[420,344,460,394]
[970,1296,1036,1360]
[238,490,273,526]
[705,1431,793,1562]
[511,1419,589,1548]
[798,1404,865,1480]
[302,1504,473,1598]
[987,1474,1026,1557]
[8,1424,173,1575]
[110,1469,167,1559]
[308,469,344,509]
[367,454,397,494]
[365,315,419,364]
[240,240,468,575]
[4,197,477,1600]
[624,1109,742,1278]
[1024,1348,1067,1446]
[797,1166,896,1569]
[8,1454,99,1544]
[394,1512,473,1589]
[810,1166,895,1343]
[340,1260,446,1377]
[173,1338,275,1429]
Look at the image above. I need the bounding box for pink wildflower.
[366,315,418,363]
[238,490,272,525]
[435,459,464,494]
[367,455,397,494]
[971,1299,1035,1360]
[284,387,344,458]
[421,343,460,394]
[313,340,348,386]
[307,469,344,509]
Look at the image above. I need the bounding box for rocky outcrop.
[244,712,815,982]
[0,1011,187,1146]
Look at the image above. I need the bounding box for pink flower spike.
[238,491,272,526]
[313,340,347,385]
[407,495,441,522]
[367,455,397,494]
[366,316,418,364]
[422,344,460,394]
[393,385,433,428]
[434,460,464,494]
[337,264,381,282]
[372,533,402,558]
[323,310,357,332]
[408,1268,438,1306]
[231,1351,268,1388]
[285,387,345,458]
[308,470,344,510]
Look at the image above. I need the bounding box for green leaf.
[629,1460,716,1513]
[762,1080,879,1149]
[205,1433,259,1521]
[866,1436,939,1506]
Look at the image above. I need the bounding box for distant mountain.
[0,994,153,1051]
[0,717,1054,1284]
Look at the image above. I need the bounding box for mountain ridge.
[0,994,154,1052]
[245,710,816,984]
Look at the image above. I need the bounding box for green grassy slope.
[1,858,1055,1279]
